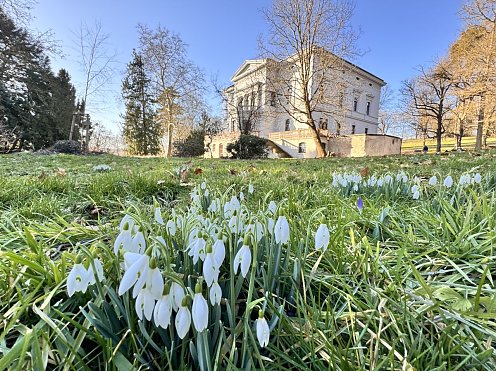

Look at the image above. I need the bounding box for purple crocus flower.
[357,197,363,213]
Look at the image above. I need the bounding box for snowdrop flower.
[255,310,270,348]
[315,224,330,252]
[268,201,277,215]
[154,286,173,329]
[239,191,245,201]
[154,207,164,225]
[267,218,275,236]
[67,256,90,297]
[274,216,290,244]
[192,284,209,332]
[166,220,176,236]
[209,281,222,305]
[188,237,207,264]
[412,189,420,200]
[175,298,191,339]
[474,173,482,184]
[357,198,363,213]
[87,258,104,285]
[203,251,220,287]
[114,217,134,254]
[444,175,453,188]
[429,176,437,186]
[171,282,185,311]
[201,180,207,190]
[353,184,358,192]
[248,184,254,194]
[212,239,226,267]
[118,252,149,296]
[135,286,156,321]
[246,222,263,242]
[234,244,252,278]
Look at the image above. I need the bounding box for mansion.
[206,52,401,158]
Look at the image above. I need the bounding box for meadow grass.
[0,151,496,370]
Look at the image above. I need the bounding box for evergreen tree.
[122,50,162,155]
[0,9,76,149]
[50,69,76,140]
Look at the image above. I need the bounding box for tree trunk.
[436,117,442,153]
[167,124,173,157]
[308,121,325,158]
[475,105,484,152]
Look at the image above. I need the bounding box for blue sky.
[31,0,465,132]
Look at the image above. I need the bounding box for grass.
[401,136,496,153]
[0,150,496,369]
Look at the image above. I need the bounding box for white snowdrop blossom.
[248,184,254,194]
[411,185,420,200]
[87,258,105,285]
[175,301,191,339]
[188,237,207,264]
[315,224,330,252]
[429,176,437,186]
[201,180,207,190]
[474,173,482,184]
[444,175,453,188]
[203,253,220,287]
[171,282,185,311]
[166,220,176,236]
[154,291,173,329]
[274,216,290,244]
[234,245,252,278]
[118,253,149,296]
[256,310,270,348]
[212,239,226,267]
[192,285,209,332]
[239,191,245,201]
[67,261,90,297]
[209,281,222,305]
[268,201,277,215]
[154,207,164,225]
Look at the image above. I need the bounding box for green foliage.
[226,134,268,159]
[173,129,205,157]
[0,10,76,150]
[122,50,162,155]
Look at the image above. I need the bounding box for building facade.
[206,53,400,158]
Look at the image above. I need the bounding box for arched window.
[285,119,291,131]
[298,142,306,153]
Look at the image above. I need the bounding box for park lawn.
[401,136,496,153]
[0,151,496,370]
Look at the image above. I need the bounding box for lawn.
[401,136,496,153]
[1,151,496,370]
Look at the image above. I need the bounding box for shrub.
[52,140,81,154]
[173,130,205,157]
[226,134,268,159]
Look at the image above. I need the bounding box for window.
[351,125,356,134]
[353,98,358,112]
[269,92,276,106]
[321,118,328,130]
[231,120,236,132]
[365,128,368,135]
[285,119,291,131]
[298,142,306,153]
[366,101,371,115]
[219,143,223,157]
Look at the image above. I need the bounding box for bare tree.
[260,0,358,157]
[377,85,395,134]
[0,0,36,25]
[401,63,455,153]
[137,24,206,157]
[69,21,117,143]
